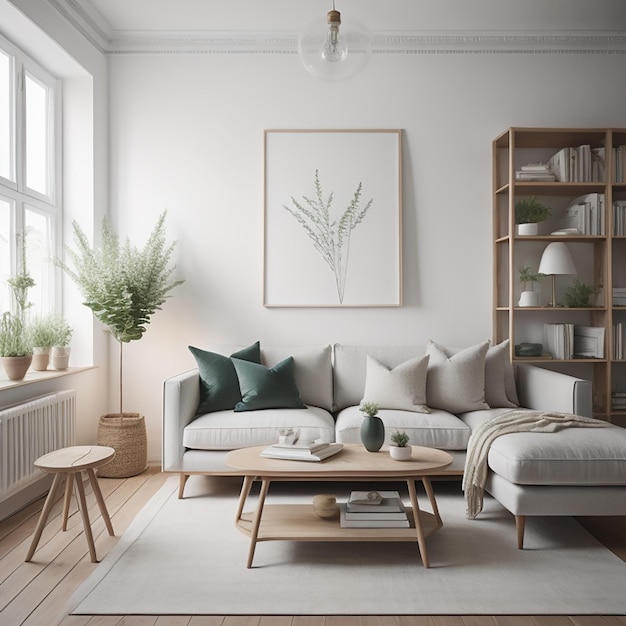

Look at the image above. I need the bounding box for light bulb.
[321,10,347,63]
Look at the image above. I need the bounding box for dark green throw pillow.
[231,356,307,412]
[188,341,261,415]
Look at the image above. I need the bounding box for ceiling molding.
[47,1,626,56]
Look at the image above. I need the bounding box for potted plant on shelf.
[29,313,72,371]
[518,265,543,307]
[50,317,73,370]
[0,312,33,380]
[389,430,412,461]
[565,278,595,308]
[58,211,183,477]
[359,400,385,452]
[515,197,552,235]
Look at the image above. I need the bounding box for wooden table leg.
[62,473,74,531]
[247,478,270,569]
[87,468,114,536]
[74,470,98,563]
[422,477,443,528]
[407,478,430,568]
[235,475,254,523]
[25,472,63,562]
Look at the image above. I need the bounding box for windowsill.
[0,366,96,392]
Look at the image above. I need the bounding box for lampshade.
[538,242,577,276]
[538,242,576,307]
[298,2,372,82]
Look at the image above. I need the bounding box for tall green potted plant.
[58,211,183,477]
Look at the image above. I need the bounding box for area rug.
[68,475,626,616]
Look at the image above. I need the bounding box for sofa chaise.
[162,341,626,547]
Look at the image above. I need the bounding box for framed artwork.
[264,129,402,307]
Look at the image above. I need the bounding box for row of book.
[613,201,626,236]
[543,323,605,359]
[260,440,343,462]
[555,193,604,235]
[612,391,626,411]
[548,145,605,183]
[339,490,409,528]
[614,145,626,183]
[613,322,626,360]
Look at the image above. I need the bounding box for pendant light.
[298,1,372,82]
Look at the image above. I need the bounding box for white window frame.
[0,33,61,315]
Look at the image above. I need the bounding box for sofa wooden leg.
[178,474,190,499]
[516,515,526,549]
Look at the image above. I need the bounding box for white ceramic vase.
[50,345,71,370]
[518,291,541,307]
[517,223,539,236]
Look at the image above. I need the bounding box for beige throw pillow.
[362,354,430,413]
[426,340,490,413]
[485,339,519,408]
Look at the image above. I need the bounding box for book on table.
[260,442,343,462]
[339,504,409,528]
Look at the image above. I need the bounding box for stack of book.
[260,441,343,462]
[612,392,626,411]
[613,288,626,307]
[544,323,574,359]
[339,490,409,528]
[515,163,555,182]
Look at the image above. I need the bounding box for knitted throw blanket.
[462,409,610,519]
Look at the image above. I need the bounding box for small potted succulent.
[359,400,385,452]
[389,430,412,461]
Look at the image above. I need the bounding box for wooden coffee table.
[225,443,452,568]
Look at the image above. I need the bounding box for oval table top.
[34,445,116,472]
[226,443,452,478]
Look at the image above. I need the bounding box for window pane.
[0,50,13,181]
[0,197,11,312]
[24,72,50,196]
[24,206,52,312]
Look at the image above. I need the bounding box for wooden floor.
[1,468,625,626]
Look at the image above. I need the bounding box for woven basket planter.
[96,413,148,478]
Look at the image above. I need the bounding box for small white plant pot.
[50,346,71,370]
[389,445,412,461]
[517,223,539,236]
[518,291,541,307]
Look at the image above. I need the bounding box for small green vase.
[360,414,385,452]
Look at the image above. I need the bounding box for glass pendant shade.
[298,8,372,82]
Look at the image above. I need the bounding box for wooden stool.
[25,445,116,563]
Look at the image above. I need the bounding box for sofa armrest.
[162,369,200,472]
[515,363,592,418]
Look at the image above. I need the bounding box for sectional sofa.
[162,340,626,547]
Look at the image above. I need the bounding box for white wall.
[109,49,626,461]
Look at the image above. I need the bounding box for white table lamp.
[538,242,577,307]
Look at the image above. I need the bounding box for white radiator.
[0,390,76,498]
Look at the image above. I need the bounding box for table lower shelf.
[235,504,440,542]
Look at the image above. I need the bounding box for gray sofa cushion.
[335,405,470,450]
[183,405,336,450]
[487,425,626,485]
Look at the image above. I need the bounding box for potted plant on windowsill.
[58,211,183,477]
[515,197,552,236]
[0,312,33,380]
[29,313,72,371]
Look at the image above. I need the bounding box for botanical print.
[283,169,373,304]
[264,129,401,307]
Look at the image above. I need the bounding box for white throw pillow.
[485,339,519,408]
[362,354,430,413]
[426,340,490,413]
